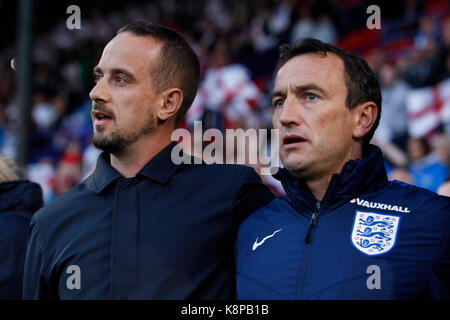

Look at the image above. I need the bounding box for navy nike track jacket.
[235,145,450,299]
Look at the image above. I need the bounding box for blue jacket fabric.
[23,142,274,299]
[236,145,450,299]
[0,181,43,299]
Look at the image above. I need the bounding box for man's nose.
[89,77,110,103]
[277,96,301,127]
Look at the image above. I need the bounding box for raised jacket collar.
[274,144,389,214]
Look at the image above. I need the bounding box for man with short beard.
[23,22,274,299]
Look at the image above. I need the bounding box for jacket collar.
[137,142,182,183]
[88,142,181,194]
[274,144,388,212]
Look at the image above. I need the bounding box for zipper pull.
[305,202,320,244]
[305,212,318,244]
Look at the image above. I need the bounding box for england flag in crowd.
[186,63,265,130]
[406,77,450,138]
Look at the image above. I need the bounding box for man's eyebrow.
[293,84,327,96]
[271,84,328,101]
[93,66,102,75]
[110,68,136,82]
[92,66,136,82]
[271,90,285,101]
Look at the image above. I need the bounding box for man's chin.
[281,156,309,176]
[92,133,125,154]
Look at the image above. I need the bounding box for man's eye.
[305,93,317,101]
[93,74,102,83]
[116,76,127,84]
[273,99,284,108]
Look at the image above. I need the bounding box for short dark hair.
[276,38,382,150]
[117,21,200,126]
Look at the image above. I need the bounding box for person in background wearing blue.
[23,22,274,299]
[235,38,450,299]
[0,156,43,299]
[407,137,448,193]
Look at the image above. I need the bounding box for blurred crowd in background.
[0,0,450,203]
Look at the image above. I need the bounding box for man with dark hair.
[23,22,274,299]
[235,38,450,299]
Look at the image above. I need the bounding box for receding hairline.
[276,50,345,76]
[115,30,164,46]
[110,31,164,61]
[274,52,347,96]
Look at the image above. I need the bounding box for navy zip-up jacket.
[23,142,274,299]
[236,145,450,299]
[0,181,43,299]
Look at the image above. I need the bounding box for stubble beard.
[92,115,156,156]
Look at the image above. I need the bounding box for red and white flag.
[186,64,264,128]
[406,77,450,138]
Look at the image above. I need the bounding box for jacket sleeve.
[430,197,450,299]
[232,166,275,229]
[22,210,55,300]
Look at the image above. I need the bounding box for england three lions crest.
[351,211,400,256]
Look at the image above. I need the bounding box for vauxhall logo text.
[350,198,410,213]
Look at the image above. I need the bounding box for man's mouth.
[282,134,307,149]
[92,110,114,126]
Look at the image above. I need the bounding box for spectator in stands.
[436,16,450,82]
[402,16,442,88]
[431,133,450,170]
[250,2,280,53]
[267,0,293,38]
[402,47,436,88]
[407,137,448,192]
[365,48,386,79]
[414,15,439,51]
[290,3,337,44]
[31,88,58,133]
[0,156,43,299]
[375,63,410,150]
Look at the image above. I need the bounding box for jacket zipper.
[305,202,320,243]
[280,179,321,242]
[297,201,320,298]
[281,178,322,298]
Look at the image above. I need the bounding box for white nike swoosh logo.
[252,229,282,251]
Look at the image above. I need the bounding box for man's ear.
[157,88,183,122]
[352,101,378,139]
